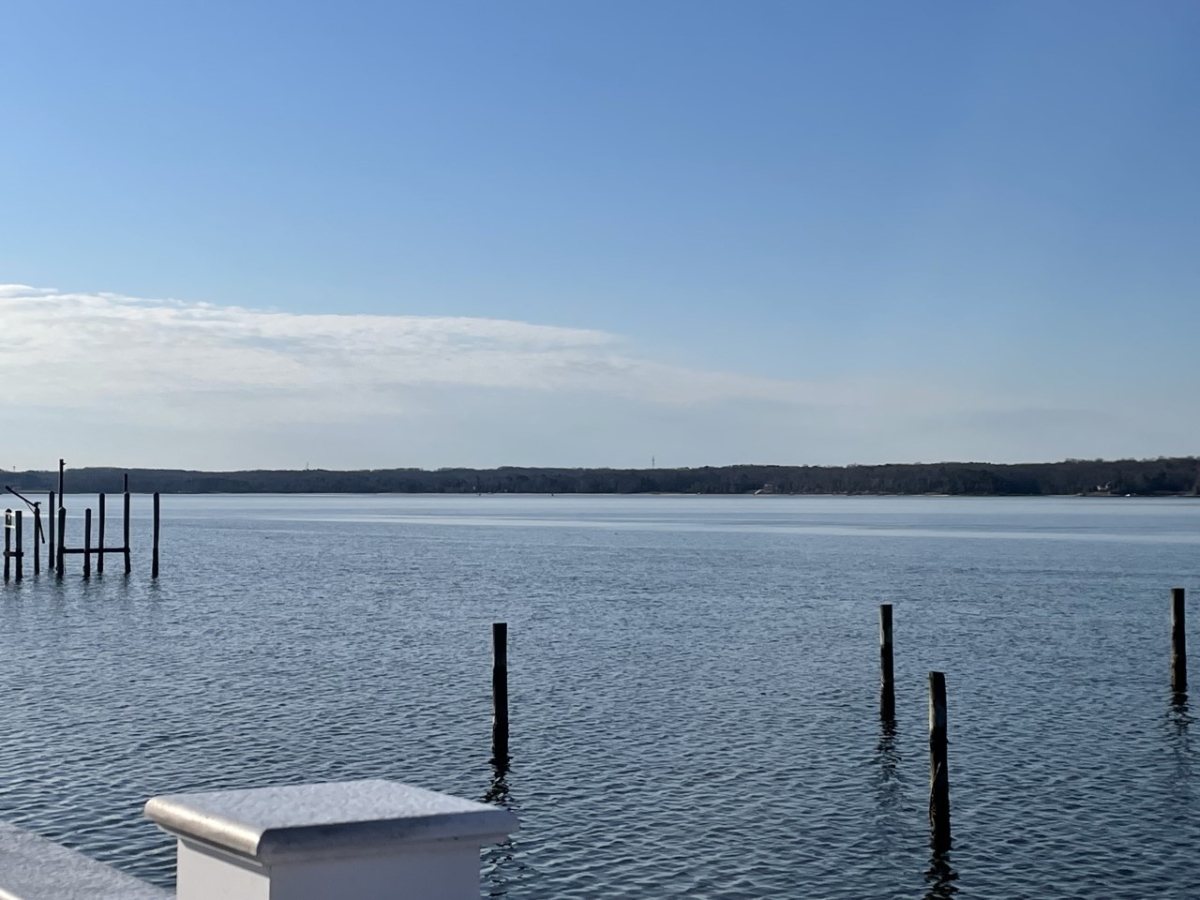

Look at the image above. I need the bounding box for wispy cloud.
[0,284,1160,469]
[0,284,960,423]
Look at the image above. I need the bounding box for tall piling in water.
[83,509,92,579]
[13,511,22,582]
[123,478,131,575]
[56,508,65,578]
[152,493,160,578]
[97,493,106,575]
[928,671,951,851]
[880,604,895,720]
[32,504,40,575]
[492,622,509,763]
[3,510,9,582]
[1172,588,1187,694]
[47,491,55,569]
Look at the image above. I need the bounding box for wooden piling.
[57,459,64,507]
[32,504,40,574]
[152,492,160,578]
[928,671,951,851]
[880,604,895,720]
[492,622,509,761]
[83,508,92,578]
[1172,588,1187,694]
[14,511,21,582]
[56,507,65,577]
[47,491,55,569]
[123,489,131,575]
[3,510,9,582]
[97,493,106,575]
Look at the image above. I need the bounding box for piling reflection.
[923,850,959,899]
[1170,690,1190,728]
[485,752,512,807]
[481,752,527,898]
[875,717,902,807]
[1166,690,1192,807]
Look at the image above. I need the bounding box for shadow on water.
[923,851,959,900]
[481,752,530,899]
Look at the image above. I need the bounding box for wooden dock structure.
[4,461,159,581]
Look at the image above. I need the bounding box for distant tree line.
[5,458,1200,496]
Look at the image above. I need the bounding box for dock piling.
[83,508,92,579]
[928,671,951,851]
[492,622,509,763]
[47,491,55,568]
[880,604,895,720]
[56,507,65,577]
[13,511,21,582]
[123,486,131,575]
[3,510,9,582]
[152,492,160,578]
[1172,588,1187,694]
[32,504,40,575]
[97,493,105,575]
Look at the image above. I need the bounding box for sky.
[1,1,1199,471]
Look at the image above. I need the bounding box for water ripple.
[0,494,1196,898]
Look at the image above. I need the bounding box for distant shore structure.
[3,459,159,581]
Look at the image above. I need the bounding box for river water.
[0,494,1197,898]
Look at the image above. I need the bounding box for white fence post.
[144,780,518,900]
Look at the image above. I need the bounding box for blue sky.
[2,2,1199,469]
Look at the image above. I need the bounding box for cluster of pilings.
[877,603,952,851]
[878,587,1190,853]
[3,460,160,581]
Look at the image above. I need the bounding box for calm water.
[1,494,1199,898]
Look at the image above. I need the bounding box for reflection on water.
[485,754,513,808]
[482,754,524,898]
[924,851,959,899]
[875,718,902,809]
[1167,691,1192,809]
[1169,691,1190,731]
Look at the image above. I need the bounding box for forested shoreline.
[6,458,1200,496]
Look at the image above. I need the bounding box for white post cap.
[145,779,517,900]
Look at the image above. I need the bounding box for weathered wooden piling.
[97,493,106,575]
[47,491,55,567]
[56,507,65,577]
[83,508,92,579]
[152,493,160,578]
[123,488,131,575]
[32,504,40,575]
[928,671,951,851]
[492,622,509,762]
[13,510,22,582]
[3,510,9,582]
[880,604,895,720]
[57,461,65,577]
[1172,587,1187,694]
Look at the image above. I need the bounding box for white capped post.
[144,780,518,900]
